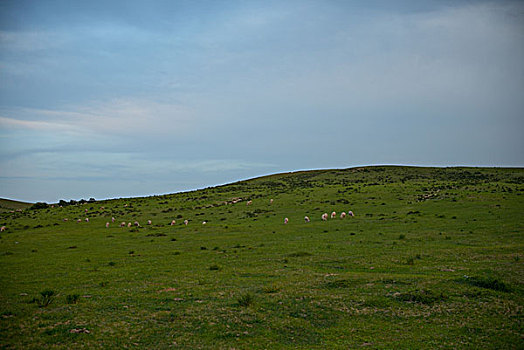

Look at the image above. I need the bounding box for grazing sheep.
[63,218,68,222]
[247,200,253,206]
[184,220,189,226]
[284,217,289,224]
[85,218,89,222]
[270,199,274,204]
[331,211,336,219]
[105,222,110,228]
[170,220,176,226]
[0,226,6,232]
[120,222,126,227]
[127,223,132,228]
[322,213,328,221]
[85,209,88,213]
[304,216,310,223]
[202,221,207,225]
[77,219,82,223]
[147,220,152,225]
[111,217,115,223]
[340,212,346,219]
[134,221,140,227]
[347,211,354,217]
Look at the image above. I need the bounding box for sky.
[1,0,523,203]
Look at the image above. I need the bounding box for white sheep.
[85,218,89,222]
[170,220,176,226]
[134,221,140,227]
[270,199,274,204]
[127,222,132,228]
[0,226,6,232]
[202,221,207,225]
[247,200,253,206]
[321,213,328,221]
[184,220,189,226]
[347,211,354,217]
[340,212,346,219]
[331,211,336,219]
[304,216,310,223]
[147,220,152,225]
[120,222,126,227]
[105,222,110,228]
[111,217,115,223]
[284,217,289,224]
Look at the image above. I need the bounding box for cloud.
[0,98,195,137]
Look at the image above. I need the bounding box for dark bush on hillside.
[30,202,49,210]
[461,276,511,292]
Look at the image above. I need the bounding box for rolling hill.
[0,166,523,349]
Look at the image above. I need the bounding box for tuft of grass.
[37,290,55,308]
[460,276,511,292]
[209,264,220,271]
[237,292,254,307]
[395,290,446,305]
[287,251,312,257]
[66,294,80,304]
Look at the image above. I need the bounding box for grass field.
[0,166,523,349]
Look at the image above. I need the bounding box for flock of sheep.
[286,210,355,225]
[0,198,356,232]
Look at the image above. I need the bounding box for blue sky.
[1,0,523,203]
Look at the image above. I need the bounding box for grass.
[0,166,523,348]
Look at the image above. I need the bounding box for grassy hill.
[0,166,523,349]
[0,198,32,213]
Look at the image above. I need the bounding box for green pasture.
[0,166,523,348]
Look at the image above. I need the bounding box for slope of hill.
[0,198,32,213]
[0,166,523,348]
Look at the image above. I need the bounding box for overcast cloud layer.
[1,0,523,202]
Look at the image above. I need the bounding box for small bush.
[288,251,312,257]
[209,264,220,271]
[237,292,254,307]
[395,290,446,305]
[108,261,116,266]
[461,276,511,292]
[66,294,80,304]
[399,234,406,240]
[37,290,55,308]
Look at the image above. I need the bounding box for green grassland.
[0,166,523,349]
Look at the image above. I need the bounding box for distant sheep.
[147,220,152,225]
[321,213,328,221]
[270,199,274,204]
[111,217,115,223]
[340,212,346,219]
[105,222,110,228]
[304,216,310,223]
[63,218,68,222]
[85,218,89,222]
[347,211,354,217]
[127,223,132,228]
[247,200,253,206]
[184,220,189,226]
[284,217,289,224]
[202,221,207,225]
[120,222,126,227]
[77,219,82,223]
[134,221,140,227]
[170,220,176,226]
[0,226,5,232]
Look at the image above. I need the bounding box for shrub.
[461,276,511,292]
[237,292,254,307]
[37,290,55,308]
[66,294,80,304]
[209,264,220,271]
